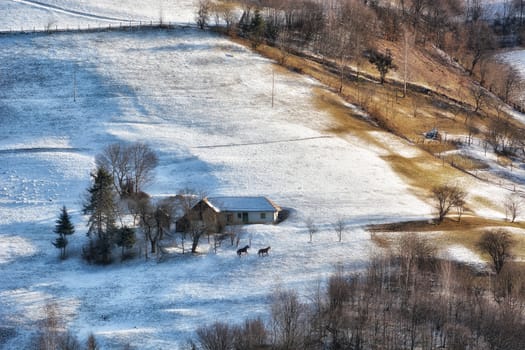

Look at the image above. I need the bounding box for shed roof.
[204,196,280,213]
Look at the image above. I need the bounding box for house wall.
[177,202,279,232]
[223,211,277,225]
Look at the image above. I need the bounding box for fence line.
[0,21,195,35]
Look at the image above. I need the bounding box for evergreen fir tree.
[53,206,75,259]
[249,9,266,48]
[115,226,136,261]
[83,167,117,264]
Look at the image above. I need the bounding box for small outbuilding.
[176,196,281,233]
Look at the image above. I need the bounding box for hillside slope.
[1,1,525,348]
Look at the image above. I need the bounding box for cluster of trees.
[430,184,524,225]
[51,141,162,263]
[81,141,162,264]
[200,2,510,74]
[78,141,242,264]
[192,231,525,350]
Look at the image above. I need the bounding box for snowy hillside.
[0,1,523,348]
[0,27,435,348]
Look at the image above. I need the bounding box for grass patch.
[381,155,460,192]
[369,217,525,260]
[419,141,457,155]
[443,154,489,171]
[369,217,525,233]
[497,155,513,167]
[312,88,374,133]
[471,195,500,213]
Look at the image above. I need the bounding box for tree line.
[192,0,525,156]
[38,230,522,350]
[191,231,525,350]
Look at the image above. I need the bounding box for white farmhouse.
[176,196,281,232]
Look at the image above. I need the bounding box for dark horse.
[257,246,271,256]
[237,245,250,257]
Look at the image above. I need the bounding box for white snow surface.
[0,0,197,31]
[0,26,434,348]
[0,1,523,348]
[444,244,486,270]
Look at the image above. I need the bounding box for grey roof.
[204,196,280,213]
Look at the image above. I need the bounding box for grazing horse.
[258,246,271,257]
[237,245,250,257]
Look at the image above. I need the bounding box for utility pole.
[272,69,275,108]
[404,30,408,97]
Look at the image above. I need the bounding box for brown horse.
[237,245,250,257]
[257,246,271,256]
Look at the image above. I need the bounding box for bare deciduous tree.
[397,232,437,289]
[270,289,308,349]
[96,143,129,196]
[432,184,467,223]
[195,0,212,29]
[174,189,208,254]
[96,142,158,196]
[34,303,81,350]
[212,1,238,33]
[462,21,495,76]
[128,142,159,194]
[232,317,268,349]
[138,197,175,257]
[305,217,318,243]
[478,229,515,274]
[504,193,522,223]
[196,322,234,350]
[333,218,347,242]
[470,83,486,114]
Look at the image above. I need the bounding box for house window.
[237,213,242,219]
[227,214,233,223]
[260,213,266,219]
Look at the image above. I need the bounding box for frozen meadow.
[0,0,524,348]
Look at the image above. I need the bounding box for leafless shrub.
[33,303,81,350]
[270,289,308,349]
[232,318,268,350]
[196,322,234,350]
[85,333,99,350]
[492,262,525,303]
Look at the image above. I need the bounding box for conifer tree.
[83,167,117,264]
[52,206,75,259]
[249,9,265,48]
[115,226,136,261]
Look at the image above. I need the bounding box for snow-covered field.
[0,0,196,31]
[0,25,433,349]
[0,0,523,348]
